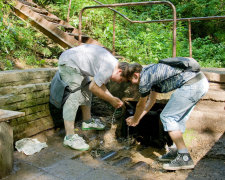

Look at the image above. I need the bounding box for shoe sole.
[158,158,174,162]
[158,155,177,162]
[81,127,105,131]
[163,164,195,170]
[63,144,89,151]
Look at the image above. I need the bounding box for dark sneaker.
[158,148,178,162]
[163,153,195,170]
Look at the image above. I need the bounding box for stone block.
[13,116,54,140]
[23,104,49,115]
[209,82,225,90]
[0,122,13,179]
[187,100,225,133]
[12,110,49,125]
[0,68,57,87]
[2,97,49,110]
[26,90,50,100]
[202,88,225,102]
[0,94,26,107]
[202,68,225,83]
[0,82,50,96]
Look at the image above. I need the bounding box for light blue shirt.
[139,63,197,97]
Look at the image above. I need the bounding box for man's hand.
[110,97,123,109]
[126,116,140,127]
[89,80,123,109]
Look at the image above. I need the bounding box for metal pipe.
[113,12,116,56]
[67,0,72,22]
[118,15,225,24]
[188,19,192,58]
[78,1,225,58]
[100,151,117,161]
[157,16,225,23]
[79,1,177,57]
[112,157,132,166]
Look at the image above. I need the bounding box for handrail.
[78,1,225,59]
[79,1,177,57]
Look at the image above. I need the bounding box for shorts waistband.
[185,72,205,85]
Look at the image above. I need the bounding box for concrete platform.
[2,129,127,180]
[1,126,224,180]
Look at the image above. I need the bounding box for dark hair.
[118,62,142,80]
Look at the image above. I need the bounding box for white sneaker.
[82,118,105,130]
[63,134,89,151]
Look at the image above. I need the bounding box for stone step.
[202,88,225,102]
[202,68,225,83]
[193,101,224,113]
[19,0,37,8]
[155,88,225,105]
[28,6,49,15]
[187,109,225,133]
[40,14,61,23]
[209,82,225,90]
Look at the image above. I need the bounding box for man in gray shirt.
[58,44,130,151]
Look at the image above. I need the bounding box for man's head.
[111,62,142,84]
[123,62,142,84]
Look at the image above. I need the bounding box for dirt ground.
[5,114,224,180]
[70,115,225,180]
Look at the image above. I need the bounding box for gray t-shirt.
[58,44,118,87]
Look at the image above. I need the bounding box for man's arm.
[126,91,157,126]
[89,80,123,108]
[142,91,157,117]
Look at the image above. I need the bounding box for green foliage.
[60,0,223,67]
[192,37,225,67]
[170,0,225,42]
[72,0,224,67]
[0,0,224,70]
[0,1,63,70]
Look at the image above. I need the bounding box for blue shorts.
[160,76,209,133]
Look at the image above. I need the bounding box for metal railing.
[66,0,225,58]
[78,1,177,57]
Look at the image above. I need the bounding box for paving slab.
[79,168,127,180]
[14,148,66,169]
[186,159,225,180]
[2,160,60,180]
[43,159,93,180]
[2,128,224,180]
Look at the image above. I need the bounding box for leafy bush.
[193,37,225,67]
[0,0,224,70]
[63,0,224,67]
[0,1,63,70]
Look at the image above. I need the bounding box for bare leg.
[80,105,91,121]
[64,120,75,136]
[64,106,91,136]
[168,130,187,150]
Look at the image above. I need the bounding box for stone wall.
[187,68,225,133]
[0,67,224,141]
[0,68,57,141]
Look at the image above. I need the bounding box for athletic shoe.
[163,153,195,170]
[82,118,105,130]
[158,148,178,162]
[63,134,89,151]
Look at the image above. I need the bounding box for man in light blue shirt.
[126,60,209,170]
